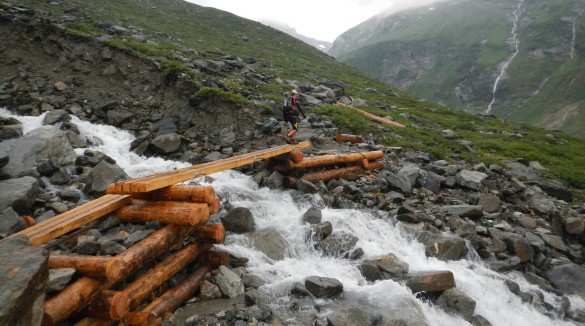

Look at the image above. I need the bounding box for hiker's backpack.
[282,96,296,115]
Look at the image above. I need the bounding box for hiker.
[282,89,307,144]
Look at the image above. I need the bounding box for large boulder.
[545,263,585,299]
[0,176,39,214]
[247,228,287,261]
[417,231,467,261]
[0,235,49,325]
[0,125,76,178]
[455,170,488,190]
[87,161,128,196]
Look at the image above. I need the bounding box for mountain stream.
[2,108,585,325]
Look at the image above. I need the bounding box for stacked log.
[266,150,385,187]
[41,185,228,326]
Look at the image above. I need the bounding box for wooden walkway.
[11,141,310,246]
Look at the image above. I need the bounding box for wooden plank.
[113,141,310,193]
[12,195,131,246]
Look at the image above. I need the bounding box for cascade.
[486,0,523,114]
[2,108,585,325]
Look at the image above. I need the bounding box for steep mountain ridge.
[330,0,585,138]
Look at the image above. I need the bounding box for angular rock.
[0,125,76,178]
[87,161,128,196]
[0,235,48,326]
[212,265,244,298]
[305,276,343,298]
[0,207,27,238]
[386,173,412,194]
[417,231,467,261]
[455,170,488,190]
[478,194,501,213]
[0,176,39,214]
[200,280,223,300]
[47,268,76,294]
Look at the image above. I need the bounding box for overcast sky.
[186,0,442,42]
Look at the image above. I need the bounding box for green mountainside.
[4,0,585,195]
[330,0,585,138]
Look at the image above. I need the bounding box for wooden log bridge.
[4,141,311,326]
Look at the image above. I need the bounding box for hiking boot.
[282,135,292,144]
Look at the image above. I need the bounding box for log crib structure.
[7,142,310,326]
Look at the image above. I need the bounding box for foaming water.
[3,108,584,325]
[0,109,189,178]
[204,170,584,326]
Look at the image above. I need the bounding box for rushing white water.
[486,0,524,114]
[2,108,585,325]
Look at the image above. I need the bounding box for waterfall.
[486,0,523,114]
[2,108,585,325]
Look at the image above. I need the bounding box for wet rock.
[43,109,71,125]
[540,234,567,252]
[359,253,409,281]
[247,228,286,261]
[150,133,182,154]
[302,207,322,224]
[241,273,265,289]
[221,207,255,233]
[310,221,333,241]
[304,276,343,298]
[0,116,23,140]
[327,307,370,326]
[315,230,358,257]
[564,217,584,235]
[417,231,467,261]
[265,171,284,189]
[545,263,585,299]
[436,288,476,321]
[405,270,455,293]
[245,288,270,306]
[0,235,48,326]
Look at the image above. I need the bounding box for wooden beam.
[111,142,310,193]
[11,194,131,246]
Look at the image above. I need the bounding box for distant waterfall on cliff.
[571,8,584,60]
[486,0,523,114]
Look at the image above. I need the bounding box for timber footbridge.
[6,139,387,326]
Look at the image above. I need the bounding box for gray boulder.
[87,161,128,196]
[417,231,467,261]
[212,265,244,298]
[327,307,370,326]
[247,228,287,261]
[149,133,182,154]
[315,231,358,257]
[0,176,39,214]
[545,263,585,299]
[302,207,322,224]
[221,207,255,233]
[436,288,476,321]
[0,207,27,238]
[305,276,343,298]
[0,235,48,326]
[455,170,488,190]
[0,125,76,178]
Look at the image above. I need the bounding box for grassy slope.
[8,0,585,195]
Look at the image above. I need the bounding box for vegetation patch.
[194,87,250,106]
